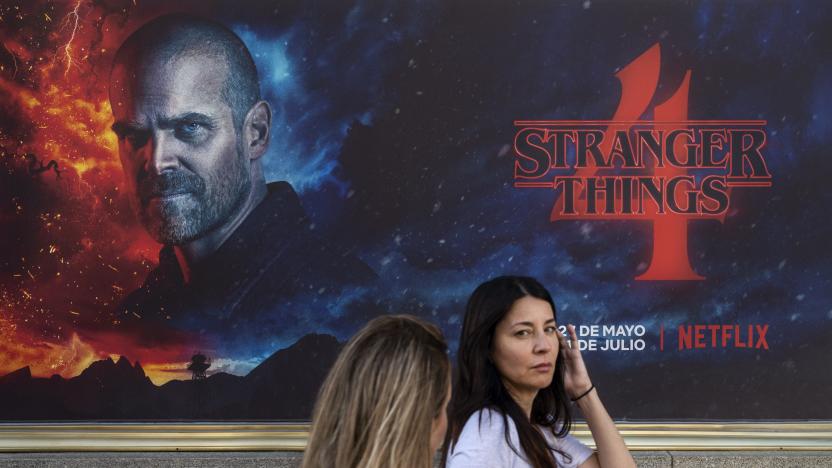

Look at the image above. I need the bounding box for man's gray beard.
[141,196,213,245]
[140,160,251,246]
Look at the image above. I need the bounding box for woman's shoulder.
[458,407,515,440]
[449,407,593,468]
[448,408,516,467]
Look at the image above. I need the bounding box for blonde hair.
[302,315,450,468]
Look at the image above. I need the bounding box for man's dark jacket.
[117,182,377,346]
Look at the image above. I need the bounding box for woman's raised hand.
[557,324,593,400]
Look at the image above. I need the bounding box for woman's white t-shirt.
[447,408,593,468]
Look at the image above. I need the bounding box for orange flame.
[0,318,102,379]
[0,317,199,385]
[0,1,172,379]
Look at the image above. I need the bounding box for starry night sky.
[1,0,830,419]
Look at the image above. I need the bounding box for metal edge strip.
[1,422,831,452]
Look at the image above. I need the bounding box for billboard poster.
[0,0,829,421]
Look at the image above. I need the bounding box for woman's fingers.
[568,324,580,351]
[557,325,569,350]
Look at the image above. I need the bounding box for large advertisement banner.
[0,0,829,421]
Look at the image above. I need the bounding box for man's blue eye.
[176,122,205,139]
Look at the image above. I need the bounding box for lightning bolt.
[60,1,83,77]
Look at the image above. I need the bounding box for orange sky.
[0,1,204,386]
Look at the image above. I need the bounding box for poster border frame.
[1,422,831,452]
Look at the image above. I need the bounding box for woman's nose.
[533,332,553,353]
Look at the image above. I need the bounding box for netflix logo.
[662,324,770,351]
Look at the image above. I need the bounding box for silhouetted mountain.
[0,333,342,420]
[78,356,153,387]
[0,366,31,385]
[157,371,247,419]
[67,356,156,418]
[246,333,341,419]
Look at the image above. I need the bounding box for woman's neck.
[502,380,537,420]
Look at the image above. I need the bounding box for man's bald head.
[110,14,260,130]
[109,14,272,249]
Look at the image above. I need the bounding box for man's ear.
[244,100,271,160]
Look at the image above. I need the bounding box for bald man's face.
[110,53,251,245]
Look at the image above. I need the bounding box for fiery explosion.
[0,1,201,384]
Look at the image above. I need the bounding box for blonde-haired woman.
[303,315,452,468]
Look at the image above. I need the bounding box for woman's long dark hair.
[442,276,573,468]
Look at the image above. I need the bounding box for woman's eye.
[515,330,531,337]
[544,326,557,334]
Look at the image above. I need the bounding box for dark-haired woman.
[443,276,635,468]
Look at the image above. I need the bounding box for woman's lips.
[532,363,553,372]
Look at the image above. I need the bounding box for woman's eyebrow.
[510,318,556,327]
